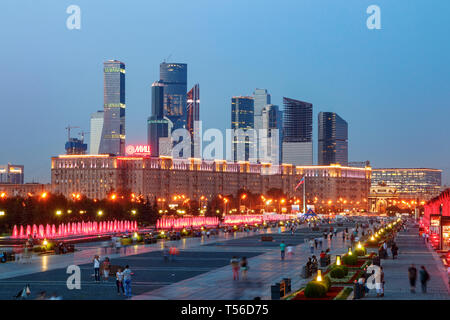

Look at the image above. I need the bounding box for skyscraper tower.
[231,96,254,162]
[148,81,170,157]
[99,60,126,155]
[260,104,283,164]
[159,62,187,131]
[90,110,104,154]
[318,112,348,166]
[282,97,313,166]
[253,88,271,131]
[187,84,200,157]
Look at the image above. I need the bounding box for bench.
[261,236,274,242]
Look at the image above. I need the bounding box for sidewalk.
[364,225,449,300]
[133,229,350,300]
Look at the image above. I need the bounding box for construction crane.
[65,126,80,141]
[163,54,172,63]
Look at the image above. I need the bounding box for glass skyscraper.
[282,97,313,165]
[90,110,104,155]
[260,104,283,164]
[160,62,187,131]
[148,81,169,157]
[187,84,200,157]
[231,96,254,162]
[99,60,126,155]
[318,112,348,166]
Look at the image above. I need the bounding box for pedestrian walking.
[280,241,286,260]
[231,256,240,280]
[116,268,125,295]
[309,239,314,254]
[419,266,430,293]
[123,265,133,298]
[342,232,346,242]
[408,264,417,293]
[102,257,111,282]
[391,243,398,259]
[240,257,249,280]
[329,232,333,241]
[163,247,169,262]
[287,244,293,258]
[314,238,318,249]
[93,255,100,283]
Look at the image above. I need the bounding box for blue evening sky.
[0,0,449,184]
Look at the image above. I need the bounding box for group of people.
[280,241,294,260]
[230,256,249,280]
[378,240,399,259]
[92,255,133,298]
[408,264,431,293]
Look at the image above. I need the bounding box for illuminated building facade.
[318,112,348,166]
[160,62,187,131]
[0,183,49,197]
[0,164,24,184]
[231,96,254,162]
[51,155,370,212]
[368,184,399,213]
[282,97,313,166]
[371,168,442,200]
[424,188,450,251]
[99,60,126,156]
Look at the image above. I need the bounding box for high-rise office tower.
[253,88,271,131]
[148,81,170,157]
[318,112,348,166]
[90,111,104,154]
[282,97,313,166]
[187,84,200,157]
[231,96,254,162]
[159,62,187,131]
[99,60,126,155]
[260,104,283,164]
[253,89,271,161]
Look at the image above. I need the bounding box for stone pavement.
[0,227,277,280]
[364,223,449,300]
[134,227,351,300]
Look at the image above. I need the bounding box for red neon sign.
[126,145,151,156]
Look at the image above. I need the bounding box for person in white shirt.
[93,255,100,282]
[116,268,124,295]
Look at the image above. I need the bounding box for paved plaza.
[0,223,352,300]
[0,220,447,300]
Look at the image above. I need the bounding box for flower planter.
[290,286,345,300]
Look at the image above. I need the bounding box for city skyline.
[1,0,450,184]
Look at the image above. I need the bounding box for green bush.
[304,281,328,298]
[329,266,349,279]
[323,275,331,291]
[354,247,366,256]
[342,254,358,266]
